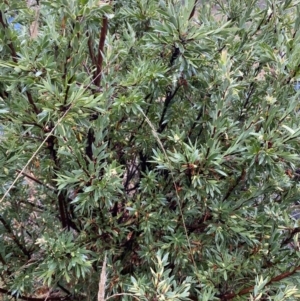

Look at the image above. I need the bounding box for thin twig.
[106,293,140,301]
[16,169,55,191]
[157,85,181,133]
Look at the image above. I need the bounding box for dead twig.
[94,17,108,87]
[98,254,107,301]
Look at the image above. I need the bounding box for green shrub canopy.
[1,1,300,300]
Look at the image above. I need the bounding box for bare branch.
[94,17,108,87]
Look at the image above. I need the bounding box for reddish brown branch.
[16,169,55,191]
[222,266,300,300]
[26,91,40,114]
[281,227,300,247]
[94,16,108,87]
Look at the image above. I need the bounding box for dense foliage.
[1,0,300,300]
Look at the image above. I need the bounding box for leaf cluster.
[1,0,300,301]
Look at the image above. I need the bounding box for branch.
[170,46,180,66]
[85,128,95,161]
[58,193,68,229]
[94,16,108,87]
[19,199,45,211]
[87,33,96,65]
[222,265,300,300]
[222,169,246,202]
[0,215,30,258]
[242,81,255,110]
[63,76,74,106]
[157,85,181,133]
[26,91,40,115]
[188,107,204,138]
[16,169,56,191]
[45,127,69,230]
[188,0,198,20]
[281,227,300,247]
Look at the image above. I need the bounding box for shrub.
[1,0,300,300]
